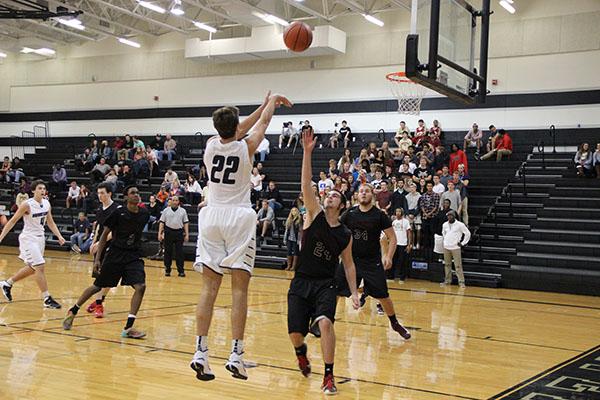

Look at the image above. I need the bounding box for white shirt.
[442,221,471,250]
[22,198,50,237]
[186,180,202,193]
[318,178,334,194]
[68,185,80,199]
[250,174,262,191]
[393,217,411,246]
[257,138,270,154]
[433,183,446,194]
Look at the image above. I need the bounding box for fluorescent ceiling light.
[0,52,7,58]
[137,1,166,14]
[55,18,85,30]
[363,14,384,27]
[170,7,184,15]
[193,21,217,33]
[21,47,55,56]
[118,37,141,48]
[499,0,515,13]
[251,11,289,27]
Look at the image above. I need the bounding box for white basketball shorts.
[194,206,257,275]
[18,234,46,267]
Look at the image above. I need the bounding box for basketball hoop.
[386,72,425,115]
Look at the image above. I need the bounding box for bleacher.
[1,127,598,295]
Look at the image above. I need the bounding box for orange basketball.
[283,21,313,52]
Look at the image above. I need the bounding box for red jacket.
[449,149,468,174]
[497,134,513,151]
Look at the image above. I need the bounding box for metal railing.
[537,139,545,170]
[517,162,527,197]
[549,124,556,154]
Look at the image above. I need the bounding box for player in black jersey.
[287,128,359,396]
[336,183,412,340]
[63,185,150,339]
[85,182,120,318]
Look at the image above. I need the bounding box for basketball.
[283,21,313,52]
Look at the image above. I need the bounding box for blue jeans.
[268,199,282,211]
[70,232,87,247]
[143,215,157,232]
[80,238,93,253]
[159,150,176,161]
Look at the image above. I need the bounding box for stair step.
[516,252,600,263]
[511,265,600,277]
[524,240,599,249]
[530,228,600,236]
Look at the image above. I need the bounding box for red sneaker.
[86,302,97,313]
[321,374,337,395]
[93,303,104,318]
[297,354,311,377]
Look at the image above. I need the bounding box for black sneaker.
[0,281,12,302]
[359,292,367,308]
[43,296,62,309]
[165,271,171,277]
[392,321,411,340]
[376,303,384,315]
[178,272,186,277]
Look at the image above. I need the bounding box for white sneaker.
[190,350,215,381]
[225,352,248,380]
[459,283,466,289]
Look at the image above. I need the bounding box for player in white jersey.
[190,92,292,382]
[0,180,66,308]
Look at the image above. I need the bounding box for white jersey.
[22,198,51,237]
[204,137,253,208]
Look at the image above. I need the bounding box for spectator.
[256,137,270,162]
[279,121,297,149]
[371,169,384,188]
[250,167,263,206]
[412,157,433,183]
[89,157,111,184]
[354,148,370,171]
[163,167,178,189]
[402,155,417,174]
[7,160,25,183]
[340,120,352,148]
[51,163,68,193]
[256,199,274,245]
[169,179,184,198]
[104,169,118,189]
[156,185,169,207]
[292,192,306,215]
[89,139,99,162]
[486,125,499,153]
[144,195,162,232]
[113,135,125,156]
[66,181,80,209]
[265,181,283,211]
[366,142,378,159]
[413,119,427,146]
[375,180,392,214]
[318,172,334,197]
[78,184,93,212]
[429,119,442,146]
[390,179,408,214]
[405,183,422,250]
[440,181,461,212]
[340,180,353,207]
[132,147,150,178]
[395,131,412,153]
[256,162,268,190]
[391,208,412,283]
[432,145,449,172]
[70,212,91,253]
[146,145,159,176]
[574,142,594,178]
[159,133,176,161]
[480,129,512,162]
[419,181,440,258]
[456,164,470,225]
[0,157,11,181]
[449,143,468,174]
[327,159,339,179]
[184,174,202,205]
[150,134,164,152]
[594,143,600,179]
[75,149,92,171]
[329,122,340,149]
[117,134,133,159]
[432,174,445,194]
[337,148,353,171]
[441,210,471,288]
[99,140,113,160]
[433,199,451,239]
[339,162,353,181]
[117,164,135,188]
[383,165,395,181]
[439,166,451,188]
[374,149,386,166]
[463,123,483,155]
[416,177,427,194]
[283,207,302,271]
[398,164,412,182]
[158,195,189,277]
[395,121,410,142]
[197,165,209,187]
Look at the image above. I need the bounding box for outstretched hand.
[302,127,317,153]
[269,94,293,108]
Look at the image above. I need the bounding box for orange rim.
[386,72,416,84]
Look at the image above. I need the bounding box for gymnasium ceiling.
[0,0,412,47]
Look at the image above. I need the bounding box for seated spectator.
[0,157,11,181]
[70,212,91,253]
[318,172,334,197]
[432,175,445,194]
[51,163,67,193]
[150,134,164,153]
[594,143,600,179]
[79,184,93,212]
[132,147,150,178]
[170,179,184,198]
[75,148,93,172]
[412,157,433,184]
[337,148,353,171]
[284,207,302,271]
[440,181,462,212]
[480,129,512,162]
[184,174,202,205]
[327,159,339,179]
[89,139,100,163]
[329,122,340,149]
[113,135,125,157]
[163,167,178,189]
[66,181,81,209]
[366,142,378,159]
[265,181,283,211]
[463,123,483,155]
[156,185,169,207]
[413,119,428,146]
[376,180,392,214]
[279,121,298,149]
[574,142,594,178]
[486,125,499,153]
[118,165,135,188]
[89,157,111,184]
[395,121,410,144]
[99,140,113,160]
[117,134,134,160]
[250,167,263,201]
[449,143,468,173]
[105,169,118,189]
[161,134,177,161]
[339,120,352,148]
[256,137,270,162]
[197,165,209,187]
[256,199,275,244]
[146,145,159,176]
[429,119,442,141]
[144,195,162,232]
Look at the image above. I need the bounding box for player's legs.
[63,284,102,330]
[197,267,223,336]
[287,279,313,378]
[225,269,251,380]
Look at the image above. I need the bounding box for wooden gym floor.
[0,248,598,400]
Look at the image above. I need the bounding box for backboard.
[405,0,491,105]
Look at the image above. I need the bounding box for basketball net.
[386,72,425,115]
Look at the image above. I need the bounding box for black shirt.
[295,212,351,280]
[148,202,162,218]
[265,187,283,204]
[339,126,351,138]
[95,202,120,238]
[414,166,433,180]
[341,206,392,262]
[104,206,149,251]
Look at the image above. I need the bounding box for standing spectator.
[256,137,270,162]
[463,123,483,155]
[250,167,263,206]
[162,134,177,161]
[317,172,334,198]
[391,208,412,283]
[574,142,593,177]
[432,175,445,194]
[449,144,468,174]
[89,139,99,163]
[89,157,111,184]
[480,129,512,162]
[340,120,353,148]
[70,212,91,253]
[440,181,461,212]
[283,207,302,271]
[256,199,274,245]
[279,122,297,149]
[439,166,451,188]
[51,164,68,193]
[456,164,470,225]
[158,196,189,277]
[419,182,440,258]
[265,181,283,211]
[144,195,162,232]
[441,210,471,288]
[390,179,408,214]
[184,174,202,205]
[412,157,433,183]
[66,181,81,209]
[375,181,392,215]
[405,183,422,249]
[432,146,449,172]
[594,143,600,178]
[0,157,11,182]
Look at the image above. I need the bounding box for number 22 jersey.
[204,137,253,208]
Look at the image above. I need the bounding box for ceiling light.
[137,1,166,14]
[0,52,7,58]
[21,47,55,56]
[499,0,515,13]
[193,21,217,33]
[251,11,289,27]
[170,7,184,15]
[118,37,141,48]
[55,18,85,30]
[363,14,384,27]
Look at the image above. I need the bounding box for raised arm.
[340,238,360,310]
[236,91,270,141]
[245,93,292,156]
[0,202,29,243]
[301,127,321,226]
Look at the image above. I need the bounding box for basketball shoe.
[190,350,215,381]
[225,352,248,380]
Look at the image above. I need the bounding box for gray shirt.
[440,190,462,212]
[159,206,189,230]
[257,207,274,223]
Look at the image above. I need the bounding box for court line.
[4,322,481,400]
[487,344,600,400]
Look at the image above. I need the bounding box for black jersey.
[340,206,392,262]
[94,202,120,238]
[103,206,149,252]
[295,211,351,280]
